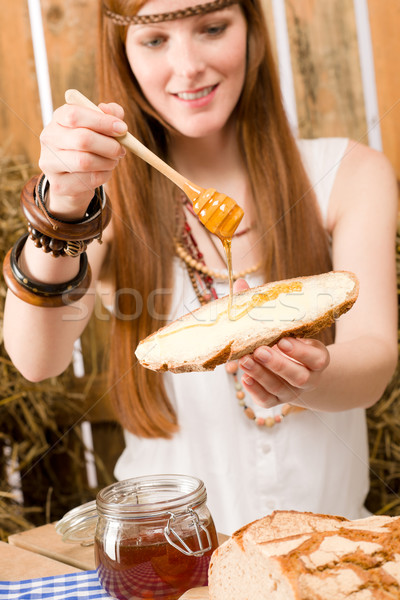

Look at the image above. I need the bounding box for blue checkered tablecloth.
[0,570,112,600]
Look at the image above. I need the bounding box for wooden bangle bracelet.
[3,234,92,307]
[20,175,112,242]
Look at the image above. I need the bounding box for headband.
[103,0,240,26]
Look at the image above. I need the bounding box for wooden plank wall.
[40,0,98,112]
[261,0,400,180]
[0,0,98,165]
[368,0,400,180]
[284,0,367,140]
[0,3,42,162]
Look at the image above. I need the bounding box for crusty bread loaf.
[208,510,400,599]
[135,271,359,373]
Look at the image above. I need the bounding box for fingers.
[276,337,330,372]
[239,337,330,407]
[41,116,125,164]
[44,170,114,198]
[38,102,128,205]
[233,277,249,293]
[240,351,302,404]
[99,102,125,121]
[39,103,127,172]
[55,103,127,137]
[254,345,311,390]
[241,374,282,408]
[40,146,121,176]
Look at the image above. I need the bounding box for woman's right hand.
[38,101,127,218]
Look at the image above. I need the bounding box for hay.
[365,227,400,515]
[0,154,399,542]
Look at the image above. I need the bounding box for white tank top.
[115,138,370,535]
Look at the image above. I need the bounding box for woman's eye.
[143,37,165,48]
[205,23,227,36]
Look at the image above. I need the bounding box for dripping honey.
[222,239,234,313]
[191,187,243,314]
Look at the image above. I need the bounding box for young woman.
[3,0,397,534]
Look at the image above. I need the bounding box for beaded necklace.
[176,209,305,428]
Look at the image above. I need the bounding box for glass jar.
[89,474,217,600]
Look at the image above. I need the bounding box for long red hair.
[98,0,333,438]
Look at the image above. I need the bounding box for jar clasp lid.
[164,508,212,557]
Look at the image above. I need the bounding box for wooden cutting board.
[179,587,209,599]
[8,523,95,570]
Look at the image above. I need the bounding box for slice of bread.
[135,271,359,373]
[208,510,400,599]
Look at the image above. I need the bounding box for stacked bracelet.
[27,225,88,257]
[20,174,112,257]
[2,173,109,306]
[3,234,92,307]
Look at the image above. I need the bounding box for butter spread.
[135,273,354,366]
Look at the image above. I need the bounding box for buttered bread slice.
[135,271,358,373]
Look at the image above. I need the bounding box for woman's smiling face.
[125,0,248,139]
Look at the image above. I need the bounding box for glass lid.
[55,499,98,545]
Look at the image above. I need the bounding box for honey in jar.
[94,475,218,600]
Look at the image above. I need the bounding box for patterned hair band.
[103,0,240,26]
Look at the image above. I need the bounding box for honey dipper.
[65,89,244,240]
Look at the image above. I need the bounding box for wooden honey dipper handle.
[64,89,201,201]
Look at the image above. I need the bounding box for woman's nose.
[169,39,205,79]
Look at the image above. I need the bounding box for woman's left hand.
[238,337,330,408]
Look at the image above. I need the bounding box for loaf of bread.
[135,270,358,373]
[208,510,400,599]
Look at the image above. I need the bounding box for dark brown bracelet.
[27,225,88,258]
[3,234,92,307]
[20,174,112,243]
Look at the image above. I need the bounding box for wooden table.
[0,541,81,580]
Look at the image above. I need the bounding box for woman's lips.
[175,85,216,100]
[172,84,218,107]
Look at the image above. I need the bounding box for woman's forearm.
[3,236,97,381]
[297,335,397,412]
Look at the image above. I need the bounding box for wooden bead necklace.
[176,216,305,427]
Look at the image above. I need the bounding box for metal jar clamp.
[164,507,213,557]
